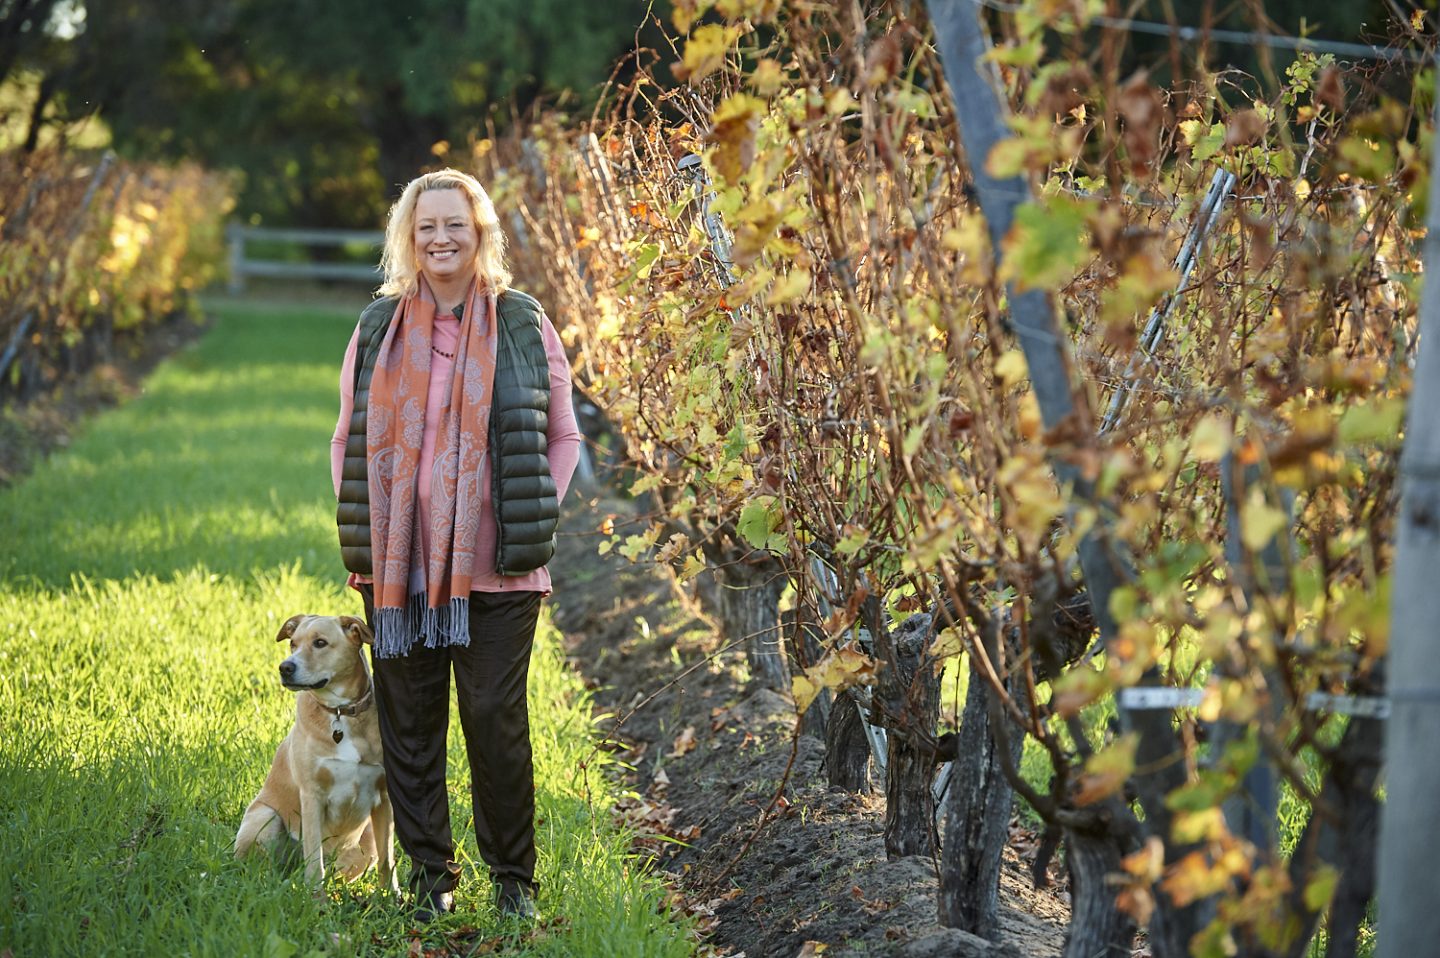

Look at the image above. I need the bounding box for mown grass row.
[0,298,692,957]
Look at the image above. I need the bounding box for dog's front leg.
[374,787,399,895]
[299,789,326,890]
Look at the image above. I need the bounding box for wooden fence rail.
[226,224,383,291]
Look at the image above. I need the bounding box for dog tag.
[333,728,344,744]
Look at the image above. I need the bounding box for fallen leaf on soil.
[795,942,829,956]
[669,725,699,757]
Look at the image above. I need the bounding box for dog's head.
[274,614,372,692]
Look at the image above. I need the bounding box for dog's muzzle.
[279,660,328,690]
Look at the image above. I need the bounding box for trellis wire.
[967,0,1426,64]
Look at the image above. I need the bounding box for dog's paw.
[334,846,375,882]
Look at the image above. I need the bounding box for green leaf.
[1000,196,1091,292]
[1338,395,1405,444]
[629,473,664,496]
[903,424,926,457]
[618,534,654,562]
[633,242,662,279]
[737,495,780,550]
[264,933,299,958]
[1180,120,1225,163]
[1304,864,1340,911]
[835,525,869,556]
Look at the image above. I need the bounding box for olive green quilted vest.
[336,289,558,576]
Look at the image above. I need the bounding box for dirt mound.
[550,491,1070,957]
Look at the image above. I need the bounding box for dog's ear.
[276,614,306,643]
[339,615,373,646]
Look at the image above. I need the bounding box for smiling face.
[412,188,479,291]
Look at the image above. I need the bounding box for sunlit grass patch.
[0,299,693,956]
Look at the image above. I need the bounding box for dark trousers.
[361,586,542,897]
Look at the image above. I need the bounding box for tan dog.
[235,614,397,892]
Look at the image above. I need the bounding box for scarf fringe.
[373,592,471,658]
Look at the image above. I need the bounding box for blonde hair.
[378,168,512,298]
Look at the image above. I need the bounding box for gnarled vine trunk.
[691,539,788,691]
[1063,814,1137,958]
[826,689,873,792]
[938,656,1021,938]
[876,612,942,858]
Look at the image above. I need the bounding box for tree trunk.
[1063,820,1137,958]
[22,70,58,153]
[878,612,942,858]
[826,689,873,792]
[939,656,1021,937]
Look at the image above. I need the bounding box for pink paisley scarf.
[366,275,496,657]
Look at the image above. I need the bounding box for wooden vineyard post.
[925,1,1198,952]
[1375,71,1440,958]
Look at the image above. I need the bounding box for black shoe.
[412,889,454,923]
[495,883,537,921]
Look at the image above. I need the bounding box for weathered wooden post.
[925,1,1196,952]
[1375,64,1440,958]
[227,223,246,294]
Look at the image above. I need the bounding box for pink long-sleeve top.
[331,301,582,594]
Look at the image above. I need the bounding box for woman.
[330,168,581,922]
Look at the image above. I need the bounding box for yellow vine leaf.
[715,0,780,22]
[1240,489,1288,552]
[1073,733,1138,806]
[994,349,1028,388]
[792,673,820,713]
[792,647,878,713]
[709,93,764,184]
[682,23,742,85]
[671,0,716,33]
[928,627,965,675]
[1050,664,1110,718]
[750,58,785,96]
[1189,414,1231,462]
[1171,807,1227,845]
[766,270,810,306]
[676,554,706,583]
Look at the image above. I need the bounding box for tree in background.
[3,0,666,225]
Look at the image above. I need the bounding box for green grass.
[0,298,693,957]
